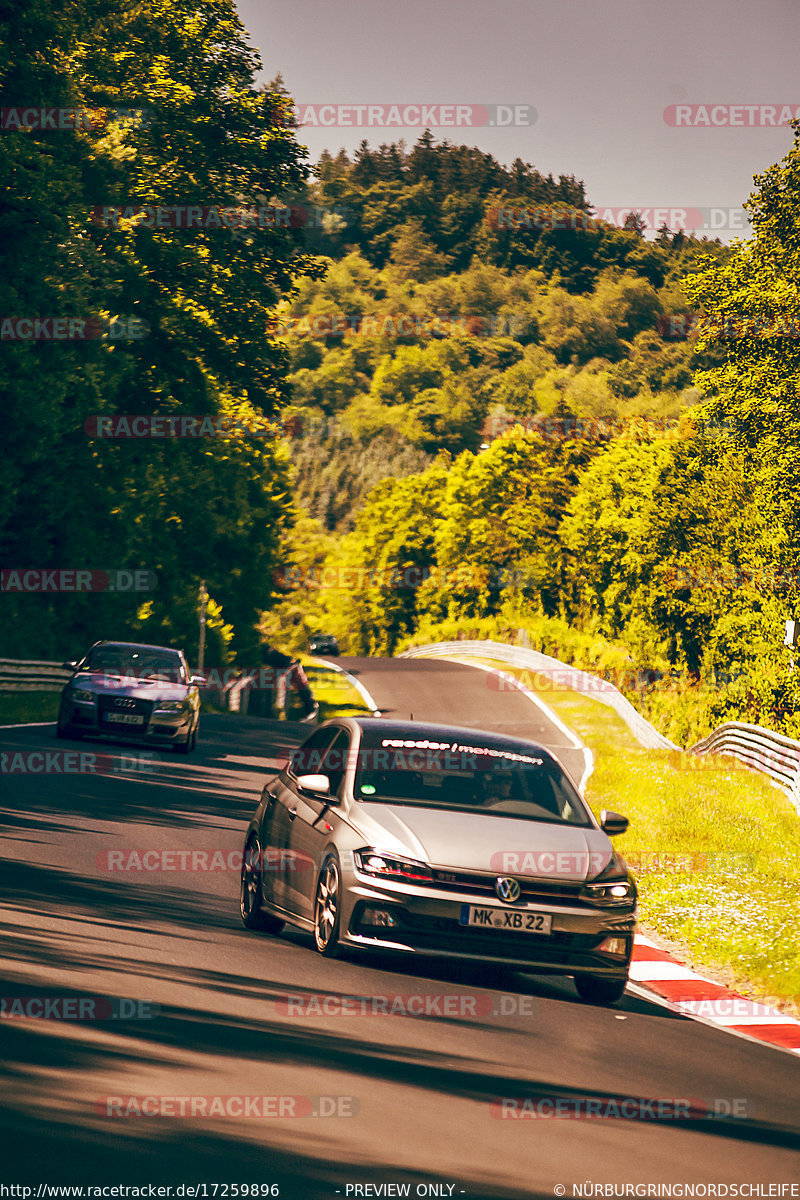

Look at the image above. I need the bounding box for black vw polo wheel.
[240,835,284,934]
[313,853,343,957]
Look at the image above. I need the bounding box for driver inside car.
[477,771,515,806]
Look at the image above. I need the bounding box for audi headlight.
[353,849,433,884]
[71,688,95,703]
[154,700,185,712]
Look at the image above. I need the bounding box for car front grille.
[353,907,610,965]
[429,868,592,909]
[97,695,154,731]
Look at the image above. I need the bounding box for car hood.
[351,803,614,881]
[73,672,190,702]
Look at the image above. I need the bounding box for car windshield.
[353,732,591,826]
[82,647,183,683]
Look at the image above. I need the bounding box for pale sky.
[234,0,797,241]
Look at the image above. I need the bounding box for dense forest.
[3,1,799,747]
[267,129,800,745]
[278,136,733,528]
[0,1,318,662]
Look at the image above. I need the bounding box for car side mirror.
[600,809,629,836]
[61,661,78,671]
[296,773,332,798]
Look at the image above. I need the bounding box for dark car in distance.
[308,633,340,657]
[57,640,201,753]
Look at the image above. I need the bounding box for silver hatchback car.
[240,718,637,1004]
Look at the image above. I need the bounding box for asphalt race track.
[1,657,799,1198]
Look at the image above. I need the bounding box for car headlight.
[353,849,433,884]
[154,700,185,712]
[580,868,637,908]
[71,688,95,703]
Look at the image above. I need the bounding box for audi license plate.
[104,713,144,725]
[460,905,551,934]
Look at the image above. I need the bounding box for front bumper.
[62,697,194,743]
[339,875,635,976]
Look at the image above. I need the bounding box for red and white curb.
[629,933,800,1055]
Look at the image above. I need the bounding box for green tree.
[0,0,317,658]
[316,461,450,654]
[685,122,800,471]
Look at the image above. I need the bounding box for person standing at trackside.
[261,643,318,722]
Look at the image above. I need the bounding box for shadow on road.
[3,711,800,1193]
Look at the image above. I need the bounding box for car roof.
[88,641,184,656]
[345,716,555,760]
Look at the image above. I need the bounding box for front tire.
[574,974,628,1006]
[313,853,343,957]
[56,709,80,739]
[240,835,285,934]
[174,716,198,754]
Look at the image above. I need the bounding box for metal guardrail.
[400,639,680,750]
[0,659,284,715]
[0,658,304,721]
[690,721,800,814]
[0,659,72,691]
[400,639,800,814]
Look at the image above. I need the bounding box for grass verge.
[449,653,800,1012]
[294,655,375,721]
[0,692,60,724]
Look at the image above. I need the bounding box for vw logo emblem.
[495,876,521,903]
